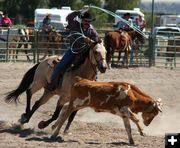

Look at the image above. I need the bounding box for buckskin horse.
[104,30,144,68]
[5,39,107,129]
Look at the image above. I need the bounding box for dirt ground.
[0,62,180,148]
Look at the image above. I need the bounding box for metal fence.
[154,32,180,69]
[0,27,180,69]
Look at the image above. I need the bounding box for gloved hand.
[80,5,90,15]
[84,37,93,45]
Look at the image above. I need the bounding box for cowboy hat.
[81,11,96,22]
[123,13,131,17]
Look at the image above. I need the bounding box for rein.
[88,44,105,76]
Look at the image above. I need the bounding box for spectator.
[42,14,53,32]
[117,13,133,31]
[0,11,3,27]
[2,12,12,27]
[137,15,146,31]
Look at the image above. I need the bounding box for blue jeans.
[51,49,76,81]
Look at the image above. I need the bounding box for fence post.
[5,28,10,62]
[149,34,155,67]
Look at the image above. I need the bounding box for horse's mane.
[70,42,100,71]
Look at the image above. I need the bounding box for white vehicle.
[154,26,180,56]
[114,8,144,26]
[34,7,73,30]
[159,15,180,27]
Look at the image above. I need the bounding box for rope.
[65,31,88,54]
[64,5,148,54]
[90,5,147,39]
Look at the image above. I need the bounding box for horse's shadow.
[26,136,133,146]
[26,136,79,144]
[0,121,47,138]
[107,141,137,147]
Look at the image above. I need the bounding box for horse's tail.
[104,32,111,53]
[4,63,40,103]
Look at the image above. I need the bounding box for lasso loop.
[65,31,88,54]
[90,5,147,39]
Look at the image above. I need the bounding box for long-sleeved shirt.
[2,16,12,27]
[117,18,133,30]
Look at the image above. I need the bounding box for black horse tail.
[4,63,40,103]
[104,32,110,53]
[104,32,111,63]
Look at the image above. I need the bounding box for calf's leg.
[51,102,74,139]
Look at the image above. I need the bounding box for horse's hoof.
[49,134,58,140]
[19,113,28,124]
[38,121,46,129]
[49,135,64,142]
[140,132,146,136]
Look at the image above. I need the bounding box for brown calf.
[51,77,162,145]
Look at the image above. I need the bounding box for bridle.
[88,43,105,75]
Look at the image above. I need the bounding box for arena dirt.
[0,62,179,148]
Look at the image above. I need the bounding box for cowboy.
[117,13,133,31]
[47,8,99,90]
[0,11,3,27]
[42,14,53,32]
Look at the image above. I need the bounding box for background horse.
[104,30,144,68]
[21,27,62,61]
[104,30,131,68]
[5,40,107,130]
[127,30,145,65]
[13,28,31,61]
[0,28,29,60]
[165,36,180,69]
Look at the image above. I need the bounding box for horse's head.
[128,30,145,44]
[89,40,107,73]
[142,98,162,126]
[48,31,62,48]
[18,28,29,42]
[48,31,61,42]
[135,31,145,44]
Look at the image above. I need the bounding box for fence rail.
[0,27,180,69]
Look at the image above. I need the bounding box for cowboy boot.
[46,70,65,91]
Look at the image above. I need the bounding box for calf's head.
[142,98,162,126]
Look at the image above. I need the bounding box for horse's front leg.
[117,51,121,63]
[17,43,23,59]
[24,44,30,61]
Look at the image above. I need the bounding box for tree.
[1,0,49,24]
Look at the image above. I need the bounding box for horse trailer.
[34,7,73,30]
[114,8,144,26]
